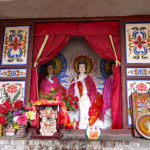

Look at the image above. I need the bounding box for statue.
[39,60,66,98]
[68,60,104,129]
[101,61,115,129]
[39,60,72,128]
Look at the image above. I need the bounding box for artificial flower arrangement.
[0,100,35,131]
[40,88,79,111]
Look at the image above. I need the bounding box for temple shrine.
[0,0,150,149]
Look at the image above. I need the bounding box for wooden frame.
[122,18,150,129]
[0,21,34,104]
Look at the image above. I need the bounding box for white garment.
[93,108,112,129]
[74,74,91,129]
[68,110,79,122]
[78,84,91,129]
[46,74,54,83]
[68,74,91,129]
[68,74,112,129]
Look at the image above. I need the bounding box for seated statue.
[39,60,72,128]
[68,60,104,129]
[39,60,66,98]
[101,61,115,129]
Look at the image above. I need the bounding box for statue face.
[79,64,86,74]
[47,65,54,75]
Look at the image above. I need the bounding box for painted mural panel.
[126,67,150,77]
[0,69,27,78]
[1,26,30,65]
[125,23,150,64]
[0,81,26,104]
[126,80,150,126]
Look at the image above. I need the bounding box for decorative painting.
[126,67,150,77]
[0,81,26,104]
[125,23,150,64]
[1,26,30,65]
[40,107,58,136]
[0,69,27,78]
[136,114,150,139]
[126,80,150,126]
[131,93,150,137]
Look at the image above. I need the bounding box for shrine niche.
[125,23,150,64]
[38,39,106,94]
[30,21,122,131]
[1,26,30,65]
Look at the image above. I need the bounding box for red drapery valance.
[31,21,122,129]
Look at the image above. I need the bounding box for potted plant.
[0,100,35,137]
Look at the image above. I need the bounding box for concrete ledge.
[0,130,150,150]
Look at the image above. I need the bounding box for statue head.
[108,61,115,75]
[46,60,56,75]
[77,60,87,74]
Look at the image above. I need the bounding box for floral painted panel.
[0,69,27,78]
[126,80,150,126]
[131,93,150,137]
[0,81,26,104]
[1,26,30,65]
[125,23,150,64]
[126,67,150,77]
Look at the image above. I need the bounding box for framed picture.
[31,100,60,139]
[131,93,150,137]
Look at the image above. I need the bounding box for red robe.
[68,75,104,126]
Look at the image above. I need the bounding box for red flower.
[3,100,12,108]
[0,115,6,125]
[10,106,14,111]
[75,104,79,109]
[14,100,23,110]
[71,96,75,100]
[133,35,146,49]
[0,106,9,115]
[62,91,66,96]
[9,37,22,51]
[7,84,17,94]
[136,82,147,92]
[64,96,68,100]
[69,99,73,105]
[75,96,79,102]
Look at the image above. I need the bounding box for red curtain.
[30,35,71,101]
[84,35,122,129]
[31,21,122,129]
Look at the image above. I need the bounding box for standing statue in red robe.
[68,60,104,129]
